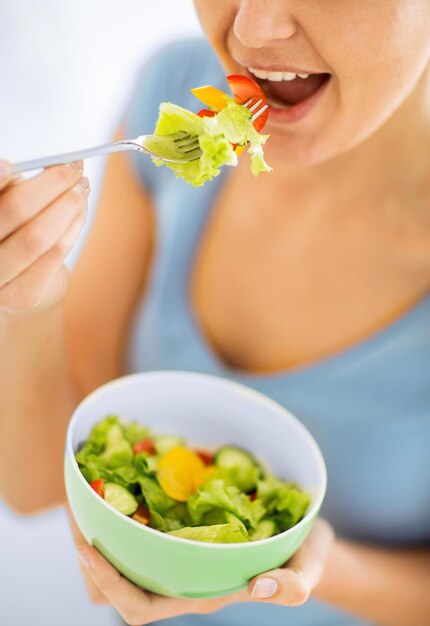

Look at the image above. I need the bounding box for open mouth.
[246,67,331,111]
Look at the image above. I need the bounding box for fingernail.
[251,577,278,599]
[77,551,90,569]
[0,160,11,179]
[71,160,84,171]
[76,176,90,191]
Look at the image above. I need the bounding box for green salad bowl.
[65,371,326,598]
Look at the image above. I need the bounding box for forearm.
[0,304,81,514]
[314,538,430,626]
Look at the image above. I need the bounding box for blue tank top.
[124,38,430,626]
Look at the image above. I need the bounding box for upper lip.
[237,60,328,75]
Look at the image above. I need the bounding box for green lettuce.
[99,423,133,469]
[249,519,279,541]
[137,476,176,515]
[124,422,152,445]
[168,523,248,543]
[147,102,236,187]
[75,416,310,545]
[110,466,138,489]
[206,101,272,176]
[88,415,119,445]
[76,417,133,472]
[202,509,248,539]
[213,465,261,493]
[133,451,159,476]
[257,476,311,531]
[148,98,271,187]
[187,479,265,529]
[149,502,192,532]
[78,415,119,456]
[102,442,133,469]
[80,466,100,484]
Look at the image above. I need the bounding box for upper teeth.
[248,67,309,81]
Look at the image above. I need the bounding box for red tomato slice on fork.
[227,74,269,131]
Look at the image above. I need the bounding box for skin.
[0,162,89,512]
[1,0,430,623]
[69,0,430,626]
[196,0,430,165]
[189,0,430,372]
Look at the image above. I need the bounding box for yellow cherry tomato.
[157,447,205,502]
[193,465,217,491]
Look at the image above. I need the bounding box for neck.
[270,66,430,214]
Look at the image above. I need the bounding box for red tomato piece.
[133,438,156,455]
[248,491,257,501]
[131,503,151,525]
[90,479,105,498]
[194,449,214,466]
[226,74,269,131]
[197,108,217,118]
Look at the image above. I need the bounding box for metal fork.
[12,99,268,173]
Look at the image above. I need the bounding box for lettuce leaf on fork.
[146,97,271,187]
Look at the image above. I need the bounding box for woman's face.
[193,0,430,167]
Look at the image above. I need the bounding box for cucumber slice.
[214,446,263,492]
[153,434,185,455]
[104,483,138,516]
[105,423,124,447]
[249,519,278,541]
[214,446,259,471]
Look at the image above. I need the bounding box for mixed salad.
[145,74,272,187]
[75,416,310,544]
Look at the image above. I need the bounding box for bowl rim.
[66,370,327,550]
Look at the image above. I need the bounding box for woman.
[1,1,430,624]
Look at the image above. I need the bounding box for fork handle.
[12,140,137,173]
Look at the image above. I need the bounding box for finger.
[78,545,156,625]
[80,544,248,625]
[249,568,310,606]
[287,518,335,587]
[0,211,86,312]
[248,519,335,606]
[9,173,25,187]
[0,179,89,287]
[0,161,83,240]
[64,504,109,605]
[0,160,13,192]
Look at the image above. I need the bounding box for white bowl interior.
[68,371,326,515]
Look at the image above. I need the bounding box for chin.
[263,130,337,169]
[263,118,375,170]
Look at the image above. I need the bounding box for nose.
[234,0,298,49]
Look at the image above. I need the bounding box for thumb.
[0,160,13,190]
[248,519,335,606]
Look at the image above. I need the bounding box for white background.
[0,2,200,624]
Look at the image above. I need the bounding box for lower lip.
[261,76,331,125]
